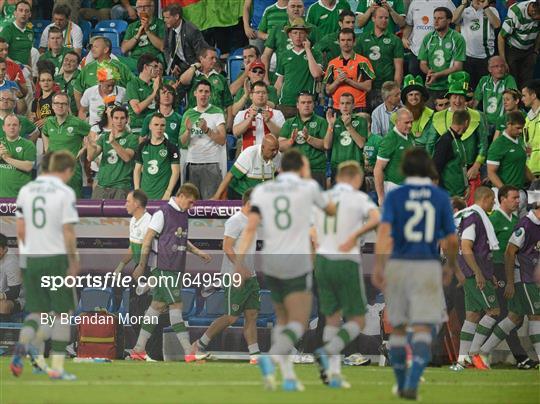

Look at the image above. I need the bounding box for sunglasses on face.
[252,68,265,74]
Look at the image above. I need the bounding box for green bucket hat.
[401,74,429,104]
[445,71,470,97]
[284,18,312,34]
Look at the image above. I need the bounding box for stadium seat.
[79,19,93,48]
[91,30,120,48]
[304,0,318,8]
[32,19,50,49]
[75,287,115,315]
[256,289,275,327]
[94,19,128,35]
[250,0,275,30]
[111,47,123,56]
[188,290,225,326]
[117,288,130,316]
[230,47,243,58]
[227,56,243,84]
[181,288,197,319]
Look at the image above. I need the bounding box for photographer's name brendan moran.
[40,313,158,327]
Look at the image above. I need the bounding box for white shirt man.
[457,2,500,59]
[233,107,285,150]
[39,22,83,53]
[80,84,127,125]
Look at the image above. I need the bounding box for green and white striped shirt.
[501,0,540,50]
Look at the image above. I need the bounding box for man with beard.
[425,72,489,191]
[390,75,433,148]
[432,109,470,197]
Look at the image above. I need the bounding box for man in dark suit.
[163,3,209,77]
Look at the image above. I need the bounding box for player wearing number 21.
[11,151,80,380]
[418,7,466,103]
[236,150,336,391]
[87,106,139,200]
[372,148,458,400]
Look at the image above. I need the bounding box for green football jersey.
[126,76,156,130]
[355,31,404,88]
[330,115,368,169]
[140,110,183,146]
[313,32,340,68]
[280,113,328,171]
[377,128,416,184]
[0,136,36,197]
[42,115,90,159]
[74,59,133,94]
[96,131,139,189]
[39,47,70,76]
[123,18,165,59]
[134,139,179,200]
[0,114,36,141]
[186,71,233,110]
[306,0,351,38]
[55,71,80,115]
[258,3,288,34]
[0,22,33,64]
[357,0,405,34]
[276,47,323,106]
[417,29,466,90]
[265,21,320,57]
[363,133,382,168]
[486,132,527,188]
[473,74,517,125]
[489,209,518,264]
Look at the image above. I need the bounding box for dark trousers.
[506,44,539,89]
[464,56,489,91]
[407,52,422,76]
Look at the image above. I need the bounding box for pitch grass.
[1,358,539,404]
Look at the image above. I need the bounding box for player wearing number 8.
[236,149,336,391]
[87,106,139,200]
[372,148,459,400]
[418,7,466,103]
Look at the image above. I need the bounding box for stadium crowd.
[0,0,538,203]
[1,0,540,387]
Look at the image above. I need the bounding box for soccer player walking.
[10,151,80,380]
[129,183,212,362]
[236,149,336,391]
[454,187,500,369]
[192,189,261,363]
[372,148,458,400]
[313,161,380,388]
[473,195,540,369]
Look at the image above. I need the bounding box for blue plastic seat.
[91,30,120,48]
[32,19,50,33]
[181,289,197,319]
[95,19,128,35]
[227,57,243,84]
[188,290,225,326]
[117,288,130,316]
[256,290,275,327]
[79,19,92,48]
[250,0,275,30]
[75,287,115,315]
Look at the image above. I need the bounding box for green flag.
[175,0,243,31]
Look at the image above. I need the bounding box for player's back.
[315,183,376,262]
[16,175,78,256]
[251,172,327,279]
[382,179,455,260]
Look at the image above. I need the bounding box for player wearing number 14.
[372,148,458,400]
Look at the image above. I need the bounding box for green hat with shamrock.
[445,71,471,97]
[401,74,429,104]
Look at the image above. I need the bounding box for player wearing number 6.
[312,161,380,388]
[418,7,465,103]
[129,183,212,363]
[86,106,139,200]
[192,188,261,364]
[236,149,336,391]
[11,151,80,380]
[372,148,459,400]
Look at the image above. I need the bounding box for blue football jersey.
[381,180,455,260]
